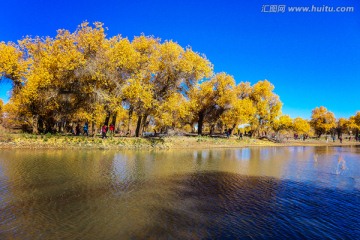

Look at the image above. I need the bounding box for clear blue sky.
[1,0,359,119]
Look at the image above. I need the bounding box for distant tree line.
[0,22,359,138]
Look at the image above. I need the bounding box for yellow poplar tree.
[121,76,153,135]
[18,27,86,133]
[155,92,190,130]
[154,44,212,133]
[126,37,212,136]
[0,42,28,94]
[273,115,293,135]
[16,36,58,133]
[72,21,113,133]
[189,73,236,135]
[108,36,140,117]
[0,99,3,123]
[310,106,336,137]
[293,117,311,135]
[123,35,160,136]
[250,80,282,136]
[349,112,360,137]
[336,118,349,137]
[220,82,256,135]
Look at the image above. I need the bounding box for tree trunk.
[251,126,259,138]
[197,112,204,135]
[337,128,341,139]
[210,124,215,135]
[111,112,117,126]
[253,118,262,138]
[230,124,237,136]
[135,115,143,137]
[38,117,44,134]
[221,124,225,134]
[45,118,55,133]
[127,107,133,134]
[317,131,322,138]
[104,110,111,126]
[58,121,63,133]
[91,121,97,137]
[32,115,39,134]
[141,114,148,134]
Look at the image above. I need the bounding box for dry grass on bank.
[0,132,359,150]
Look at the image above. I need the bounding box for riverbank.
[0,133,359,150]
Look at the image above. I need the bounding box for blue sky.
[1,0,359,119]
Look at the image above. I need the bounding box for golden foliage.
[156,92,190,128]
[108,37,139,75]
[0,99,3,123]
[10,21,359,137]
[122,77,154,111]
[310,106,336,137]
[273,115,293,133]
[188,73,238,133]
[250,80,282,131]
[0,42,29,93]
[220,96,256,128]
[348,112,360,131]
[293,117,311,134]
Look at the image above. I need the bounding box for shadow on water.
[132,172,360,240]
[1,171,359,240]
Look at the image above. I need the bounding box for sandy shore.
[0,134,359,150]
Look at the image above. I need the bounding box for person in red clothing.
[109,124,115,136]
[101,125,107,139]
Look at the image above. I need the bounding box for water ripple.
[0,148,359,239]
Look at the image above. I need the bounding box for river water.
[0,146,359,239]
